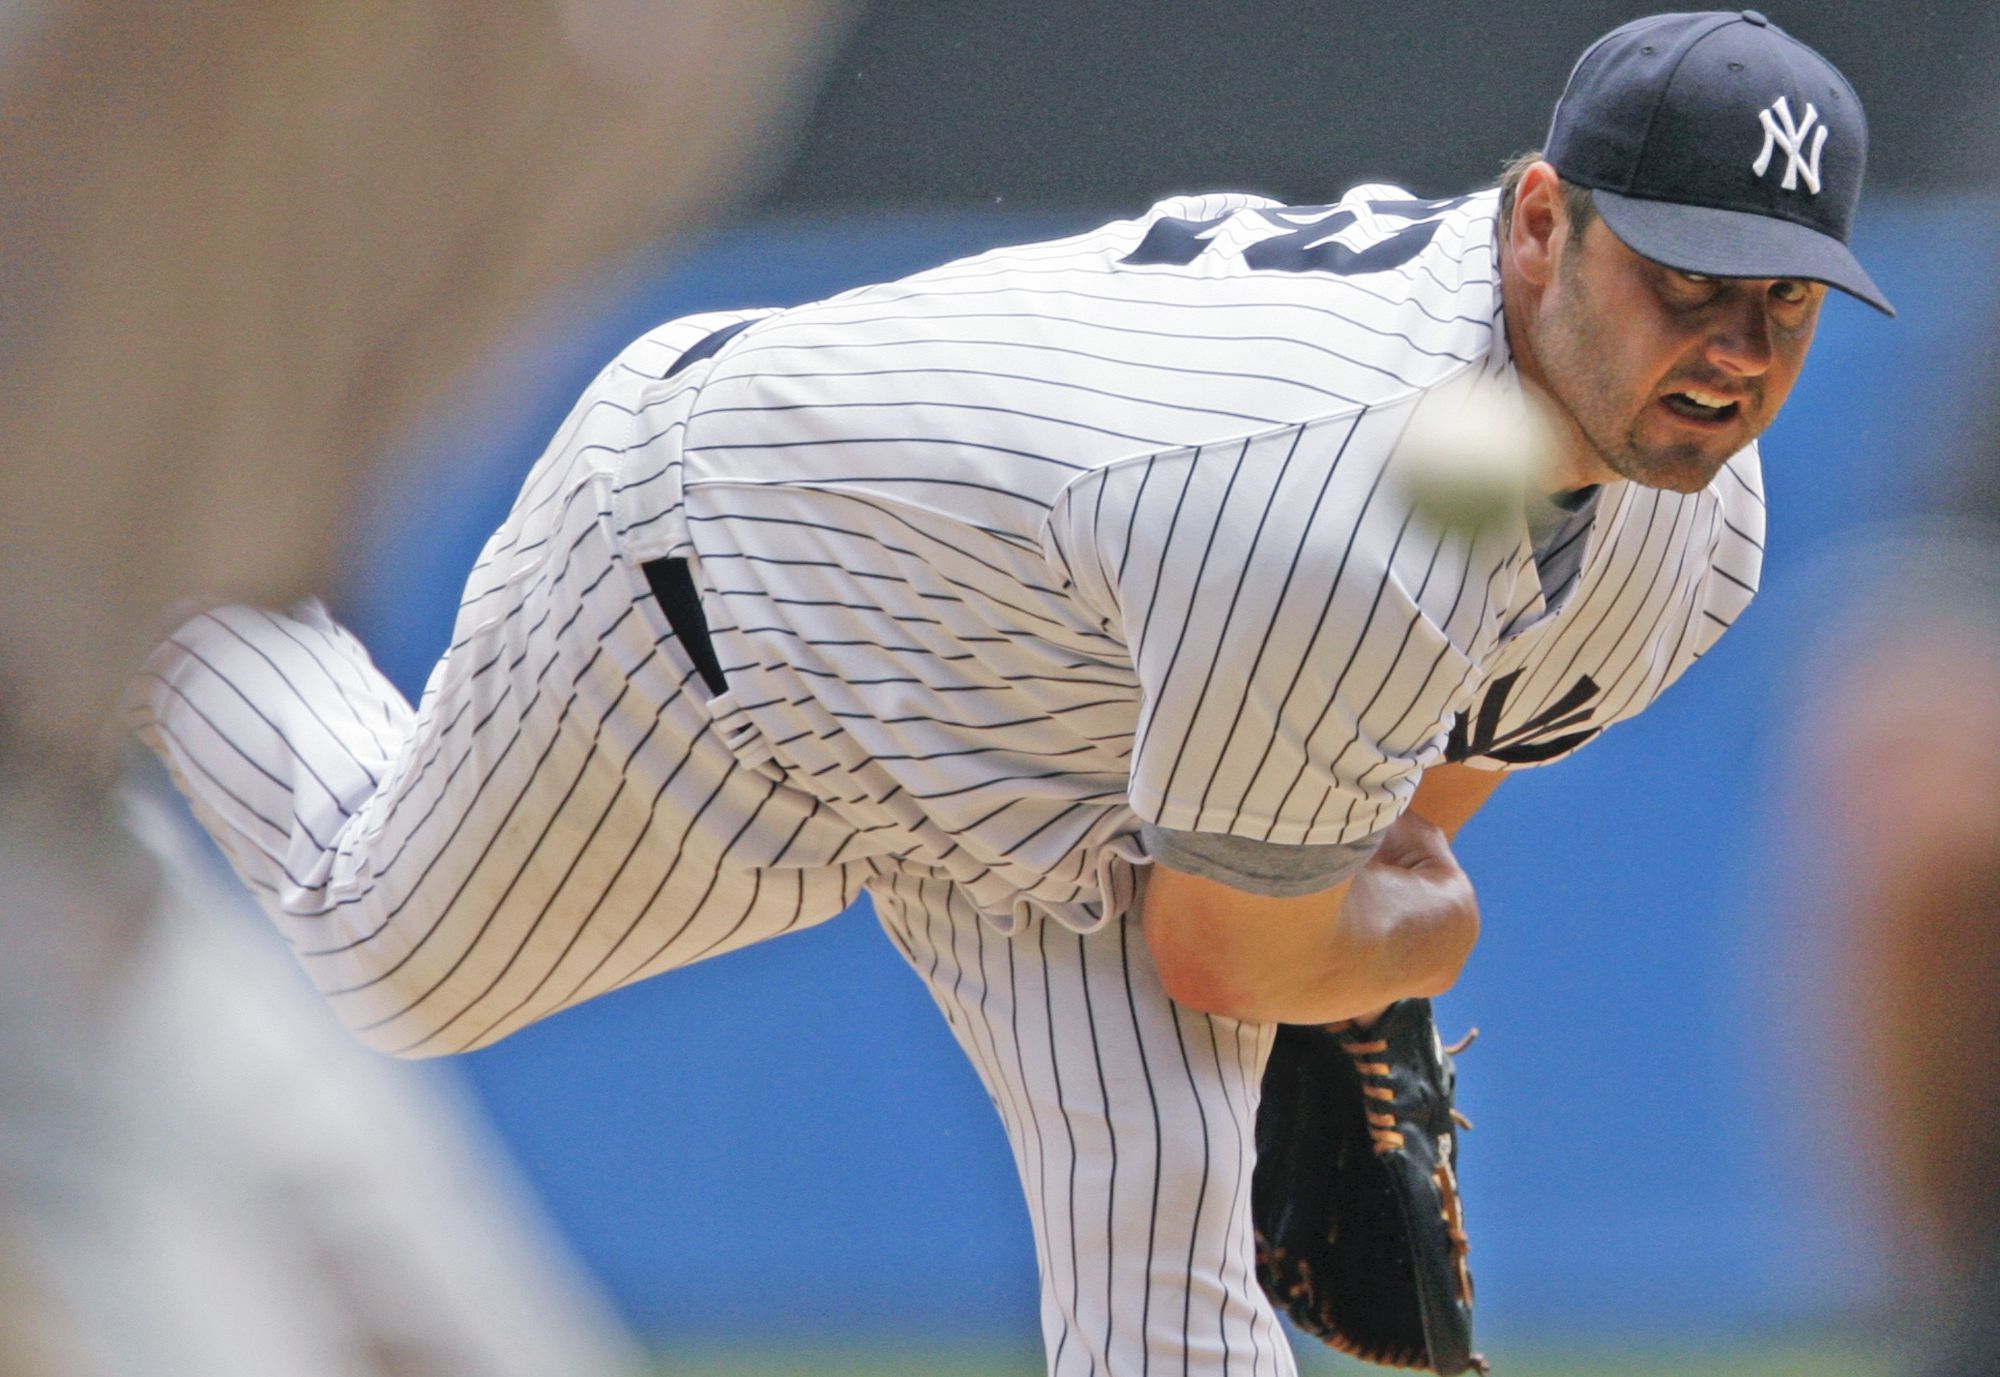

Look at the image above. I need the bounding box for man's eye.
[1771,279,1809,304]
[1666,270,1718,299]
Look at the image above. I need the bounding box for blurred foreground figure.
[0,1,847,1372]
[0,788,648,1377]
[1809,485,2000,1371]
[0,0,843,762]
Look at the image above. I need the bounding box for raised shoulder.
[676,189,1503,552]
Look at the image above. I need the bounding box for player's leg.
[869,869,1296,1377]
[133,358,868,1058]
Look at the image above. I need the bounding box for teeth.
[1679,388,1734,409]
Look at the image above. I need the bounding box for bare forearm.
[1142,817,1479,1024]
[1198,874,1474,1025]
[1405,760,1506,839]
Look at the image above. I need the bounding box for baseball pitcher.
[132,12,1888,1375]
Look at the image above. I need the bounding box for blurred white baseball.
[1395,371,1554,529]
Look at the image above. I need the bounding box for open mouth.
[1659,388,1741,426]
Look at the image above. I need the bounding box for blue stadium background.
[334,192,1998,1353]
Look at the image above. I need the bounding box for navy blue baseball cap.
[1547,9,1893,315]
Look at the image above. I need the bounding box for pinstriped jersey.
[606,185,1765,934]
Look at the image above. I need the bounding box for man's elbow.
[1146,902,1232,1014]
[1151,938,1249,1019]
[1143,901,1289,1022]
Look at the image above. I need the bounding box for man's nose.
[1705,291,1775,378]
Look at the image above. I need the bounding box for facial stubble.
[1532,237,1739,496]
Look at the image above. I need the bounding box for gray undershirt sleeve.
[1139,823,1383,897]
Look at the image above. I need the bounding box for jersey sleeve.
[1141,823,1379,895]
[1044,403,1479,849]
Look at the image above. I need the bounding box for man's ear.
[1509,161,1566,291]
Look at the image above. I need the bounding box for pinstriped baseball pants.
[133,437,1297,1377]
[871,873,1293,1376]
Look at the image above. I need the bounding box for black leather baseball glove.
[1252,998,1485,1375]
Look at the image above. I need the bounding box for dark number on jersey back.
[1120,196,1471,276]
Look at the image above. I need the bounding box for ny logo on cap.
[1751,96,1827,195]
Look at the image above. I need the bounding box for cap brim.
[1591,189,1895,316]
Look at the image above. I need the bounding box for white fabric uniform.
[133,186,1765,1376]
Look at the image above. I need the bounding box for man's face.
[1525,216,1825,493]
